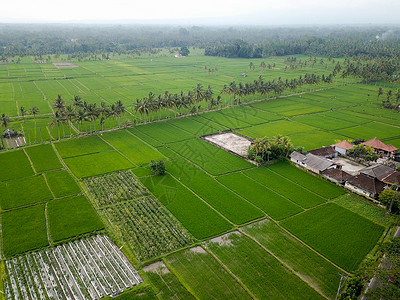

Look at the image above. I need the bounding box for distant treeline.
[204,38,400,59]
[1,24,400,58]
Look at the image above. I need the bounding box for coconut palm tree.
[65,104,76,137]
[73,95,83,109]
[99,102,110,131]
[53,94,66,113]
[115,100,125,127]
[29,106,40,143]
[20,107,26,123]
[376,87,383,102]
[1,113,10,130]
[74,109,87,135]
[50,111,66,141]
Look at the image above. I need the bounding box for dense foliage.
[347,144,378,162]
[247,135,293,163]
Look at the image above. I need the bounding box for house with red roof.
[332,140,353,155]
[362,137,398,158]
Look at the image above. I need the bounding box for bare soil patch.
[209,231,240,247]
[143,261,170,274]
[190,246,206,254]
[53,62,79,68]
[204,132,251,156]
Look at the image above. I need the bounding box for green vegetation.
[45,170,81,198]
[206,232,324,299]
[243,219,343,299]
[281,203,385,272]
[267,160,345,198]
[25,144,63,172]
[0,150,34,181]
[55,135,112,158]
[166,247,252,299]
[0,175,52,210]
[2,205,48,257]
[140,174,232,239]
[101,130,164,165]
[217,172,303,220]
[64,150,134,178]
[168,138,252,175]
[47,195,104,242]
[244,167,326,208]
[149,159,166,176]
[333,194,391,227]
[166,157,264,224]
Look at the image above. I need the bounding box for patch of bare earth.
[190,246,206,254]
[142,261,170,274]
[209,231,240,246]
[204,132,251,156]
[53,62,79,68]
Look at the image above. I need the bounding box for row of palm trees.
[50,95,126,139]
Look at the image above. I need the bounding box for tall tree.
[29,106,40,143]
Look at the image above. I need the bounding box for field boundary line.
[239,229,330,300]
[203,244,257,299]
[97,134,138,167]
[44,203,53,245]
[23,148,37,174]
[42,173,56,199]
[241,172,304,210]
[245,215,351,277]
[161,258,200,300]
[266,166,330,200]
[167,171,234,226]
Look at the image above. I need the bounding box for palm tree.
[73,95,83,109]
[65,104,76,137]
[20,106,26,123]
[99,102,110,131]
[377,87,383,102]
[115,100,125,127]
[49,111,66,141]
[53,94,66,113]
[204,85,213,110]
[74,109,87,134]
[1,113,10,130]
[30,106,40,143]
[194,84,204,105]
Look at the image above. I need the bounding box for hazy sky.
[1,0,399,24]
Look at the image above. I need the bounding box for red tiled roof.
[332,140,353,150]
[363,137,398,152]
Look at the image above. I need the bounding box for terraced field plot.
[217,172,303,220]
[166,157,264,224]
[281,203,385,272]
[166,247,252,299]
[244,167,326,209]
[239,119,315,138]
[4,235,142,300]
[100,130,165,166]
[55,135,112,158]
[168,138,253,175]
[206,232,324,299]
[24,144,63,172]
[243,219,342,299]
[63,150,134,178]
[0,150,34,181]
[141,173,232,239]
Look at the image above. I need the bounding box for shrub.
[149,159,166,175]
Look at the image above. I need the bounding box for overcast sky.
[1,0,399,24]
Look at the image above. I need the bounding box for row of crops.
[4,235,142,300]
[84,171,195,261]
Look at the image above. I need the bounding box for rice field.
[1,54,398,299]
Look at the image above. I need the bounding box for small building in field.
[345,174,386,199]
[290,151,306,166]
[362,137,398,158]
[2,128,18,138]
[241,73,247,77]
[290,151,340,174]
[332,140,353,155]
[308,146,338,158]
[321,168,352,184]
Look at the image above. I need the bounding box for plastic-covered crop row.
[5,235,142,300]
